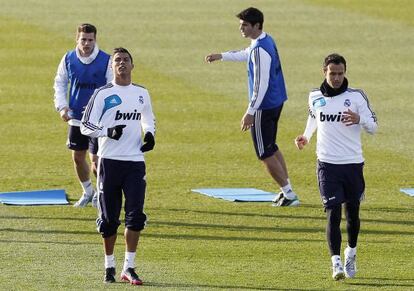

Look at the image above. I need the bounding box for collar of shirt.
[75,44,100,64]
[250,32,266,46]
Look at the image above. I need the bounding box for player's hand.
[59,107,70,122]
[341,109,360,126]
[107,125,126,140]
[140,132,155,152]
[295,135,308,150]
[205,53,222,63]
[241,113,254,131]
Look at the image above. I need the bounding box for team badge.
[312,97,326,109]
[138,96,144,104]
[344,99,351,107]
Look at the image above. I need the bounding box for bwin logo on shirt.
[115,110,141,120]
[320,112,344,122]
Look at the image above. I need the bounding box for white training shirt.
[80,81,155,161]
[221,32,272,115]
[53,44,113,126]
[303,88,377,164]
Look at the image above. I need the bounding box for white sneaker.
[272,191,300,207]
[272,192,284,204]
[73,193,92,207]
[91,190,98,208]
[344,253,357,278]
[332,262,345,280]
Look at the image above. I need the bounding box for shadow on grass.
[143,281,324,291]
[0,227,324,242]
[145,207,414,226]
[0,239,100,245]
[149,220,414,235]
[342,276,414,288]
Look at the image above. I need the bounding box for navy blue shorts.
[250,105,283,160]
[96,158,147,238]
[317,161,365,209]
[66,125,98,154]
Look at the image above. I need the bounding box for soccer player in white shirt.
[81,48,155,285]
[295,53,377,280]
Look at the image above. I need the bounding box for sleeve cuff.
[246,107,256,115]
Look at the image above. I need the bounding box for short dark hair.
[323,53,347,71]
[77,23,97,37]
[237,7,264,30]
[113,47,133,64]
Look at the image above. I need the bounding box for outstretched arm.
[205,53,222,63]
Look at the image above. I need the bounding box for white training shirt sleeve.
[53,55,69,111]
[80,91,108,138]
[356,90,377,135]
[246,47,271,115]
[303,95,318,141]
[141,90,156,135]
[221,47,249,62]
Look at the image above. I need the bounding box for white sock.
[105,254,115,268]
[331,255,342,266]
[281,183,296,199]
[123,251,136,270]
[81,180,93,197]
[345,246,357,257]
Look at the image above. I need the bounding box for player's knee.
[96,217,120,238]
[257,145,278,161]
[125,212,147,232]
[326,204,342,226]
[72,151,87,165]
[345,203,360,223]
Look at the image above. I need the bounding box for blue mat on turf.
[191,188,275,202]
[0,189,69,205]
[400,188,414,197]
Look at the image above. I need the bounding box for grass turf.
[0,0,413,290]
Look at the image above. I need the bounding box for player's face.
[112,52,134,77]
[324,63,346,89]
[239,20,256,38]
[76,32,96,57]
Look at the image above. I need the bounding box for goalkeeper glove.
[107,125,126,140]
[140,132,155,152]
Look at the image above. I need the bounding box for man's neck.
[77,47,93,58]
[114,76,131,86]
[250,30,262,40]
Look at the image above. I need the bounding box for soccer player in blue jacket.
[205,7,299,206]
[53,24,112,207]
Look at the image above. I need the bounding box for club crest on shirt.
[138,96,144,104]
[312,97,326,109]
[344,99,351,107]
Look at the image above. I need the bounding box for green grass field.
[0,0,413,290]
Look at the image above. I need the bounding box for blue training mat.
[0,189,69,205]
[400,188,414,197]
[191,188,276,202]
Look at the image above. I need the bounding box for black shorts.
[96,158,147,238]
[317,161,365,209]
[250,105,283,160]
[66,125,98,154]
